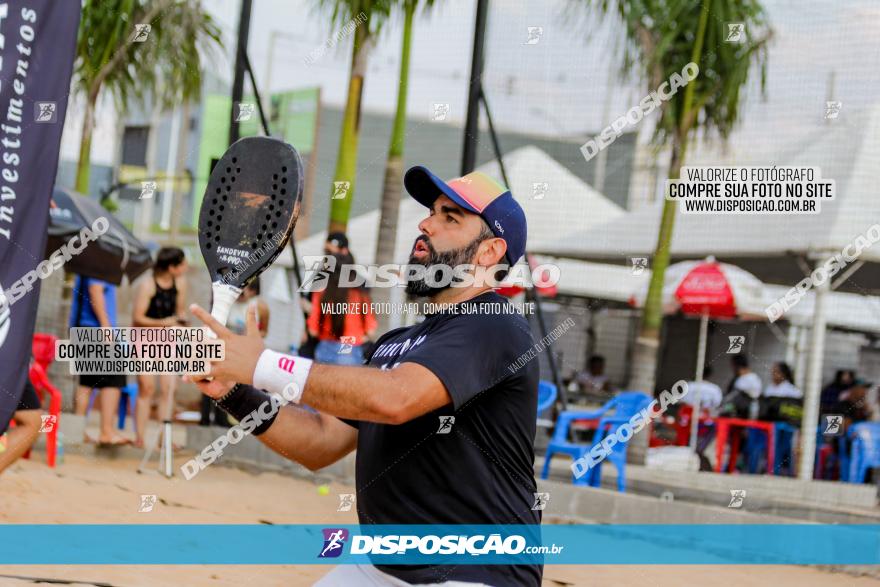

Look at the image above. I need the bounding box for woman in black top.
[132,247,188,448]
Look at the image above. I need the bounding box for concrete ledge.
[537,477,798,525]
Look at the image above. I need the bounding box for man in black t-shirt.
[190,166,542,586]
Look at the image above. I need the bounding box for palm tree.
[372,0,435,322]
[317,0,392,233]
[572,0,771,392]
[74,0,221,197]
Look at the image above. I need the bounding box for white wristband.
[253,349,312,403]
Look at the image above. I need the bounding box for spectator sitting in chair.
[834,379,874,480]
[720,354,762,420]
[574,355,613,401]
[682,366,723,415]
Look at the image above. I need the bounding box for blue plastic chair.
[745,422,797,475]
[536,381,557,427]
[541,391,652,491]
[774,423,797,475]
[839,432,851,482]
[846,422,880,483]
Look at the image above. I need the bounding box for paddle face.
[198,137,303,288]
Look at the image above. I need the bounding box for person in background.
[761,361,804,426]
[820,369,855,416]
[833,379,874,480]
[132,247,188,448]
[682,366,723,470]
[70,274,130,446]
[763,362,803,399]
[574,355,613,401]
[228,278,270,336]
[298,233,351,358]
[721,354,762,419]
[683,366,723,415]
[324,232,350,257]
[0,379,43,475]
[308,253,377,366]
[200,279,269,427]
[836,379,873,426]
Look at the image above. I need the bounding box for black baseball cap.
[326,232,349,249]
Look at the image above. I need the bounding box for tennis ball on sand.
[318,484,330,496]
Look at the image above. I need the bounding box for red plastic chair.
[26,333,62,467]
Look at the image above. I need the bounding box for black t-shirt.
[343,291,542,586]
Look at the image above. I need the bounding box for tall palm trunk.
[75,91,99,194]
[328,19,371,234]
[169,100,191,243]
[372,0,414,328]
[628,0,709,394]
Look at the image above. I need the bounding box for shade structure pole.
[689,310,708,450]
[798,271,829,480]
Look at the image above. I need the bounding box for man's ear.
[477,237,507,268]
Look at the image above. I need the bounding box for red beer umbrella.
[633,257,765,448]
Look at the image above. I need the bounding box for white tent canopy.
[296,144,625,262]
[540,256,880,333]
[534,104,880,294]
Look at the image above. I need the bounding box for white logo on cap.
[494,220,504,234]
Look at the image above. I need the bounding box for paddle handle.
[206,281,243,338]
[198,282,242,383]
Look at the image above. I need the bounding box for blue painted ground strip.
[1,525,878,565]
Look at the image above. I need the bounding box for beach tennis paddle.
[198,136,304,333]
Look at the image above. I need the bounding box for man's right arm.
[258,401,358,471]
[194,379,357,471]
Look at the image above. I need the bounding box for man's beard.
[405,235,484,297]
